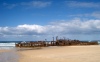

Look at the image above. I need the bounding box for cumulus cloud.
[16,24,46,35]
[66,1,100,8]
[1,19,100,40]
[0,24,46,35]
[0,19,100,36]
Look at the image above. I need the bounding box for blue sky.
[0,0,100,41]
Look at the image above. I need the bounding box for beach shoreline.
[17,45,100,62]
[0,45,100,62]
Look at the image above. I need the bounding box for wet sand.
[18,45,100,62]
[0,50,8,52]
[0,49,19,62]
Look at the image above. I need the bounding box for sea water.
[0,43,15,49]
[0,41,21,50]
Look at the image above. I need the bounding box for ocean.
[0,41,22,49]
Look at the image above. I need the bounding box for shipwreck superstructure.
[15,36,98,48]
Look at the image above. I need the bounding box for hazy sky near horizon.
[0,0,100,41]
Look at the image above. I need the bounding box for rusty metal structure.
[15,36,98,48]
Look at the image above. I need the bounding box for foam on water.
[0,43,16,50]
[0,43,15,47]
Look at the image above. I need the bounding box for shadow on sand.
[16,47,42,51]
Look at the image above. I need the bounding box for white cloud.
[0,19,100,35]
[0,19,100,40]
[2,1,51,9]
[66,1,100,8]
[68,11,100,19]
[91,11,100,18]
[3,3,17,9]
[16,24,46,34]
[21,1,51,8]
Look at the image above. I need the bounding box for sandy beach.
[18,45,100,62]
[1,45,100,62]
